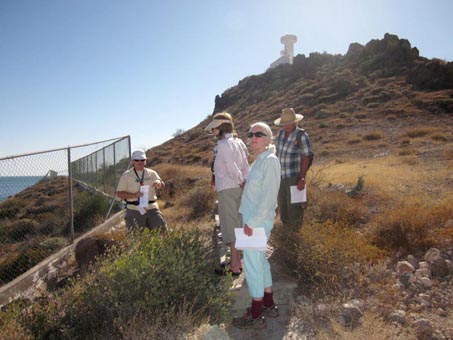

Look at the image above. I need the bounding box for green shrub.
[0,197,26,219]
[0,246,52,285]
[347,176,365,198]
[0,301,32,340]
[0,218,38,242]
[72,193,109,234]
[17,228,231,339]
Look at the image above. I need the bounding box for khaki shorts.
[125,208,166,231]
[218,187,243,244]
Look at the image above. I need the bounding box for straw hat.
[274,108,304,126]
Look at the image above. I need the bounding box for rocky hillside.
[147,33,453,166]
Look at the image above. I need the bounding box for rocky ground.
[194,240,453,340]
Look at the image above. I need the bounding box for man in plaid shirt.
[274,108,313,229]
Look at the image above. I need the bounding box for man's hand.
[244,224,253,236]
[152,180,164,189]
[297,177,306,191]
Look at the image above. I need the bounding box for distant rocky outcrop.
[148,33,453,167]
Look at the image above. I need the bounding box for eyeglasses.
[247,131,267,138]
[133,159,145,162]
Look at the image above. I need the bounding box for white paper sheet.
[234,228,267,251]
[139,185,149,207]
[290,185,306,203]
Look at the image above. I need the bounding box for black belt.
[125,200,156,206]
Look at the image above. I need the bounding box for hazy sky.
[1,0,452,158]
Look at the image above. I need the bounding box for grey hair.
[249,122,276,153]
[250,122,273,141]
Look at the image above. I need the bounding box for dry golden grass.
[316,313,417,340]
[154,163,211,182]
[316,155,453,202]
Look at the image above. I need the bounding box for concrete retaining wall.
[0,211,125,308]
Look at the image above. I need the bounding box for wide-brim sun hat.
[131,149,146,160]
[274,107,304,126]
[204,112,234,131]
[204,119,233,131]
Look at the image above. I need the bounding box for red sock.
[251,299,263,319]
[263,292,274,307]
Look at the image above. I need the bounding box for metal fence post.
[102,147,106,193]
[67,147,74,242]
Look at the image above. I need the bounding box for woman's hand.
[244,224,253,236]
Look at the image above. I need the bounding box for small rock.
[399,272,415,287]
[412,318,433,339]
[424,248,441,263]
[396,261,415,276]
[431,259,450,278]
[339,303,363,328]
[415,268,431,279]
[420,277,433,288]
[407,255,419,269]
[315,303,330,317]
[445,259,452,273]
[389,310,407,325]
[419,261,429,269]
[437,307,448,317]
[349,299,365,310]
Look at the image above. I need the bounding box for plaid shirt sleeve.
[276,128,312,178]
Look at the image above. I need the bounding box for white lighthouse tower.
[270,34,298,69]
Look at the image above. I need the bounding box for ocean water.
[0,176,42,201]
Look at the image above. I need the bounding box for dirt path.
[223,254,301,340]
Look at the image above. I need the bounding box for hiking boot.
[263,304,279,318]
[243,304,279,319]
[233,314,267,329]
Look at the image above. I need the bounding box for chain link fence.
[0,136,130,286]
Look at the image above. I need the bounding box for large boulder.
[75,235,118,275]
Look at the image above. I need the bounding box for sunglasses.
[133,159,145,162]
[247,131,267,138]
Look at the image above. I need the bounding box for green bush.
[0,246,52,285]
[17,228,232,339]
[0,218,38,242]
[0,197,26,219]
[72,193,109,234]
